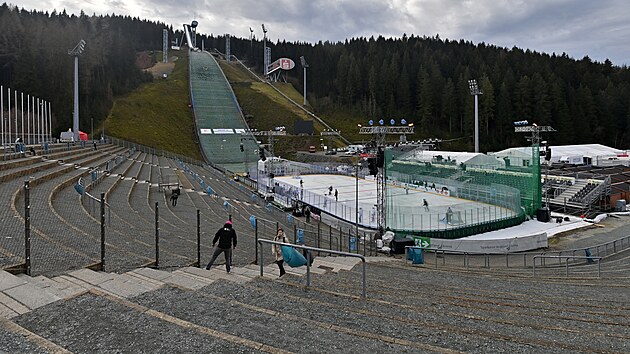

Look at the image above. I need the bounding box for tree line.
[0,4,169,136]
[208,33,630,151]
[2,4,629,151]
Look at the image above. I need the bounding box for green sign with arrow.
[413,236,431,248]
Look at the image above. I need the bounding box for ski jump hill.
[189,51,257,173]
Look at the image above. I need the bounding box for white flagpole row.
[48,101,52,142]
[0,87,53,152]
[14,90,18,146]
[8,88,11,146]
[1,85,4,149]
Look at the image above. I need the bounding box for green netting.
[385,146,541,238]
[189,51,258,171]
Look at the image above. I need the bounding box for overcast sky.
[14,0,630,66]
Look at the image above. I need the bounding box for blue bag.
[407,248,424,264]
[281,245,307,267]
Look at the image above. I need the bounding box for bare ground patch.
[146,56,178,78]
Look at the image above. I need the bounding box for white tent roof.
[494,144,624,159]
[404,150,483,164]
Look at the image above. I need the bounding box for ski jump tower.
[181,20,199,50]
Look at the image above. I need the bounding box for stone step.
[171,269,217,286]
[0,292,30,318]
[320,256,363,267]
[52,275,94,290]
[178,266,252,285]
[310,259,347,273]
[242,264,279,277]
[17,274,85,299]
[0,270,26,291]
[95,273,160,299]
[131,267,210,290]
[66,268,118,286]
[2,281,61,311]
[0,271,65,316]
[123,270,167,288]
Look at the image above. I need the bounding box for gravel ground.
[133,285,412,353]
[0,326,50,354]
[204,278,557,353]
[550,214,630,250]
[13,293,258,354]
[279,263,630,352]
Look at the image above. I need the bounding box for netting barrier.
[385,146,541,238]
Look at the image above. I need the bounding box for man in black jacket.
[205,220,237,272]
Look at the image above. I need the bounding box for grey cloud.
[12,0,630,65]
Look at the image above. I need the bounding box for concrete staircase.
[3,255,628,353]
[0,256,361,320]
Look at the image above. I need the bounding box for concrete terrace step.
[16,275,85,300]
[180,266,252,284]
[0,271,61,318]
[129,267,212,290]
[0,255,352,319]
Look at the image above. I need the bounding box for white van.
[60,131,74,142]
[559,155,583,165]
[346,144,364,154]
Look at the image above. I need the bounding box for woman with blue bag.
[272,228,289,277]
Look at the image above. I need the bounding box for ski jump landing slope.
[189,51,257,172]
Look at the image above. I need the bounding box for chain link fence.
[1,137,379,277]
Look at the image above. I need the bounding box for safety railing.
[423,234,630,270]
[257,239,367,298]
[532,255,602,278]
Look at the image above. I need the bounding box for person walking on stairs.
[170,186,180,206]
[272,228,289,277]
[205,220,237,273]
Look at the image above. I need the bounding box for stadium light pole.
[68,39,86,143]
[300,56,309,106]
[249,27,254,60]
[468,79,483,153]
[261,24,267,76]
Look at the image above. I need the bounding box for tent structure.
[493,144,628,167]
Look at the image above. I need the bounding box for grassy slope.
[103,51,374,161]
[219,60,356,158]
[104,50,203,160]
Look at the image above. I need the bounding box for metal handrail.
[422,234,630,269]
[532,255,602,278]
[257,239,367,298]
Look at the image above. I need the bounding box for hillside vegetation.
[104,50,203,160]
[219,60,350,159]
[207,35,630,151]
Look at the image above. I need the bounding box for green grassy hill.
[219,60,357,158]
[103,51,369,161]
[103,50,203,161]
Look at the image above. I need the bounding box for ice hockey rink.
[273,174,518,231]
[272,174,591,252]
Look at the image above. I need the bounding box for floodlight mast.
[300,56,309,106]
[359,122,415,232]
[68,39,86,142]
[249,27,254,59]
[515,123,556,211]
[262,24,268,75]
[468,79,482,153]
